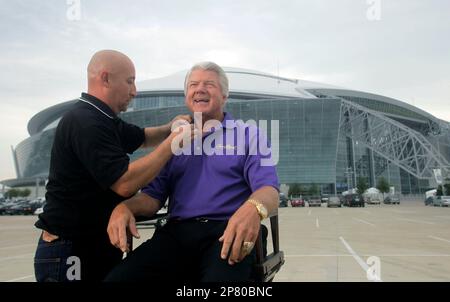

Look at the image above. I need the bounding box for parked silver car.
[384,194,400,205]
[434,196,450,207]
[327,196,342,207]
[308,196,322,207]
[442,196,450,207]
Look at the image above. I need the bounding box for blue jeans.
[34,232,123,282]
[34,234,75,282]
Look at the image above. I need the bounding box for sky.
[0,0,449,181]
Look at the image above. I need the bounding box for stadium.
[3,67,450,196]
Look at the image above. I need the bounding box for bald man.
[34,50,192,282]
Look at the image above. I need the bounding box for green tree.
[19,188,31,198]
[444,178,450,195]
[444,183,450,196]
[288,184,298,197]
[437,185,443,196]
[5,189,19,199]
[308,183,319,196]
[377,177,390,198]
[299,184,307,196]
[356,177,369,196]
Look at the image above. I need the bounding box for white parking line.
[390,210,416,214]
[0,253,34,262]
[316,218,320,228]
[307,210,312,216]
[396,218,435,225]
[0,243,35,250]
[428,235,450,244]
[353,218,376,227]
[5,275,34,282]
[339,236,382,282]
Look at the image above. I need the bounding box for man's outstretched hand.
[107,203,140,253]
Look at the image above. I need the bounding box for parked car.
[290,197,305,207]
[321,194,329,203]
[384,195,400,204]
[441,196,450,207]
[433,196,450,207]
[279,193,288,207]
[433,196,443,207]
[308,196,322,207]
[425,196,434,206]
[327,196,342,207]
[343,194,365,207]
[365,197,381,205]
[5,199,43,215]
[0,201,16,215]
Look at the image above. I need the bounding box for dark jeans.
[34,235,74,282]
[34,232,123,282]
[104,219,255,282]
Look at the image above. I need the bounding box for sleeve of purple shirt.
[243,126,280,193]
[141,162,171,205]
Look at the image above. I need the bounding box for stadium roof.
[27,67,442,136]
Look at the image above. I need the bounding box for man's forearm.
[123,193,161,217]
[142,124,171,148]
[111,138,173,197]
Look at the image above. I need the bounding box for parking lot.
[1,200,450,282]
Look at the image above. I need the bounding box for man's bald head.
[86,50,137,114]
[87,50,134,83]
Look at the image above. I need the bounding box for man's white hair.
[184,61,229,98]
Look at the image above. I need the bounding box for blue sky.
[0,0,449,181]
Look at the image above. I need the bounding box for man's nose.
[195,82,207,93]
[130,83,137,97]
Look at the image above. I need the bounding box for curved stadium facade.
[4,67,450,195]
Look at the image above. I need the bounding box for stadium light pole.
[345,167,354,192]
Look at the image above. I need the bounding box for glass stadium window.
[338,95,426,122]
[133,95,185,110]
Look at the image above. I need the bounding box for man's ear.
[100,71,110,87]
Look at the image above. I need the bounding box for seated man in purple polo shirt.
[104,61,279,282]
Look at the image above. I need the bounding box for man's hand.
[219,202,261,265]
[170,122,200,151]
[170,114,192,128]
[107,203,140,253]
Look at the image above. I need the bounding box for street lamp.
[345,167,354,192]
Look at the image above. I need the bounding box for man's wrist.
[246,199,268,220]
[163,122,172,135]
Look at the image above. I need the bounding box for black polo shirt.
[35,93,145,239]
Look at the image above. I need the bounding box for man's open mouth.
[194,99,209,103]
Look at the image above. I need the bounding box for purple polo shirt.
[142,112,279,220]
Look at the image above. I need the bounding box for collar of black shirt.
[80,92,118,119]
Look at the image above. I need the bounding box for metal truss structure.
[339,99,450,179]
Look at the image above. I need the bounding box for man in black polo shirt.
[34,50,192,282]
